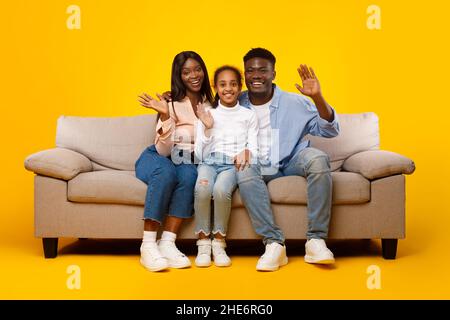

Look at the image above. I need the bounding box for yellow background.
[1,0,449,299]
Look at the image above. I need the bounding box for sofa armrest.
[342,150,415,180]
[24,148,92,180]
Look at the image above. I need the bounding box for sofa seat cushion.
[68,170,247,207]
[268,172,370,205]
[67,171,368,207]
[68,170,147,205]
[231,191,244,208]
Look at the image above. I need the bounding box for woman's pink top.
[154,97,201,157]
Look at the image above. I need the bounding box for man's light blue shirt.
[239,85,340,170]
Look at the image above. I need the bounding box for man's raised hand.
[295,64,322,99]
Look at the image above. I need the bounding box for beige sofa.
[24,113,415,259]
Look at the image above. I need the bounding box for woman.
[136,51,214,272]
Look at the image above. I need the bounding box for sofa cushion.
[68,170,147,205]
[268,172,370,205]
[306,112,380,171]
[68,170,247,207]
[25,148,92,180]
[343,150,416,180]
[231,190,244,208]
[56,115,157,171]
[67,171,369,206]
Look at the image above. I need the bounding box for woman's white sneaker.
[158,240,191,268]
[195,239,212,267]
[212,239,231,267]
[304,239,335,264]
[256,242,288,271]
[140,243,169,272]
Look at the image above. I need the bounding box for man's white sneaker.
[256,242,288,271]
[212,239,231,267]
[158,240,191,268]
[195,239,212,267]
[140,243,169,272]
[304,239,335,264]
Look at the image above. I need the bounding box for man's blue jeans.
[135,145,198,223]
[236,147,332,244]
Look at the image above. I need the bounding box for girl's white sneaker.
[195,239,212,267]
[212,239,231,267]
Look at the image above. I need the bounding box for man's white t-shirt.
[250,99,272,162]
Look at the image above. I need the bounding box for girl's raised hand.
[138,93,169,116]
[196,103,214,129]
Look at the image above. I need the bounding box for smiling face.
[244,57,276,96]
[181,58,205,94]
[215,69,242,107]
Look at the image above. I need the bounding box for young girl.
[194,66,258,267]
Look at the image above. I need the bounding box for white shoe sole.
[304,255,335,264]
[168,260,192,269]
[214,261,232,267]
[195,260,212,268]
[140,258,169,272]
[256,256,288,271]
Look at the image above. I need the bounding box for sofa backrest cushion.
[306,112,380,171]
[55,112,378,172]
[56,115,157,170]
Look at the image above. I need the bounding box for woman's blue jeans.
[135,145,198,223]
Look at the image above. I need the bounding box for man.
[238,48,340,271]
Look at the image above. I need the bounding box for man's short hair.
[243,48,276,67]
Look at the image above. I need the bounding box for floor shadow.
[59,239,142,256]
[58,238,386,259]
[226,239,382,258]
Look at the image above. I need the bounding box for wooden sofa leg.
[381,239,398,259]
[43,238,58,258]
